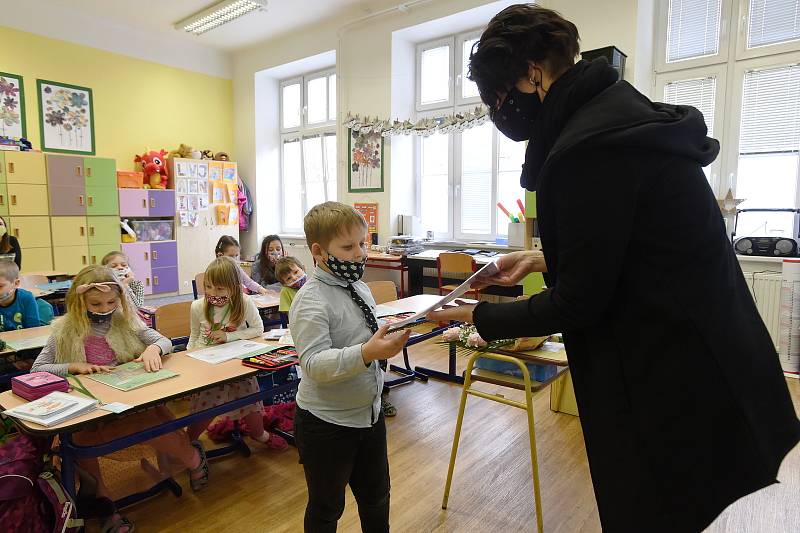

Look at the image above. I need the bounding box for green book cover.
[86,361,178,391]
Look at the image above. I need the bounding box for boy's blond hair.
[203,257,245,328]
[0,261,19,283]
[304,201,367,250]
[275,256,305,284]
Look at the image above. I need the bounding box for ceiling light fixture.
[175,0,268,35]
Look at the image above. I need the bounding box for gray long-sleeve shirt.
[30,321,173,377]
[288,267,382,428]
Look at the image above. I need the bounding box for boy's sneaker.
[381,394,397,417]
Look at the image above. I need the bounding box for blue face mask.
[325,253,366,283]
[290,274,307,289]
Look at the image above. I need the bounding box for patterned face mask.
[325,253,366,283]
[289,275,307,289]
[87,307,117,324]
[268,251,283,263]
[206,295,229,307]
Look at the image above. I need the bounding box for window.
[655,0,800,235]
[415,32,526,241]
[279,70,337,233]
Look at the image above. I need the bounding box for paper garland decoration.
[342,106,490,138]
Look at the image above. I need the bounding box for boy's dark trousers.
[295,406,390,533]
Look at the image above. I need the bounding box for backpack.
[0,433,83,533]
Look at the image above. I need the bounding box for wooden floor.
[116,333,799,533]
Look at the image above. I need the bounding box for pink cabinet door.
[49,185,87,216]
[47,155,84,188]
[121,242,152,295]
[119,189,149,217]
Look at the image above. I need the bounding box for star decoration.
[716,188,745,217]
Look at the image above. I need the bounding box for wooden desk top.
[0,325,52,355]
[23,271,70,278]
[367,252,404,262]
[29,288,53,298]
[0,337,284,435]
[252,291,280,309]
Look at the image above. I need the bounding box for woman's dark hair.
[258,234,284,262]
[215,235,240,256]
[469,4,580,111]
[0,216,10,254]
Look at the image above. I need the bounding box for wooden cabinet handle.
[87,196,94,206]
[82,255,87,265]
[152,250,158,260]
[91,255,97,264]
[13,229,19,238]
[154,276,159,286]
[89,226,95,236]
[150,197,156,208]
[7,162,14,174]
[0,195,4,206]
[80,226,85,237]
[75,166,82,177]
[78,195,84,206]
[141,198,147,208]
[86,167,92,178]
[145,277,151,287]
[144,251,149,261]
[10,195,16,206]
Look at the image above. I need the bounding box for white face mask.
[113,267,131,279]
[0,288,13,302]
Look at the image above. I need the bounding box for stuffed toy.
[168,143,201,160]
[120,219,136,243]
[200,149,214,160]
[134,149,169,189]
[213,151,230,161]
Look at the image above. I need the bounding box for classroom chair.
[192,273,205,300]
[366,280,398,304]
[152,301,192,349]
[436,252,480,299]
[442,350,568,533]
[19,274,48,291]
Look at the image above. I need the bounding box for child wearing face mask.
[274,256,307,313]
[251,234,285,288]
[186,257,288,450]
[30,265,209,531]
[0,260,40,331]
[101,251,145,308]
[214,235,270,295]
[290,202,411,532]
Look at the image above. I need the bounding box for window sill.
[425,240,525,252]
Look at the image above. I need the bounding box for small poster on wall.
[36,79,94,155]
[354,202,378,244]
[0,72,26,139]
[348,128,383,193]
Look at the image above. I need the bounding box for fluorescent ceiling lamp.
[175,0,268,35]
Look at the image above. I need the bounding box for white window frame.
[454,30,483,107]
[721,52,800,205]
[279,68,337,234]
[735,0,800,60]
[415,36,455,112]
[655,63,729,194]
[415,108,455,240]
[654,0,733,72]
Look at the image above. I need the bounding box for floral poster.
[0,72,25,139]
[37,79,95,155]
[348,128,384,193]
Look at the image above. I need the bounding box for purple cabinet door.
[147,190,175,217]
[49,185,87,216]
[121,242,152,295]
[47,155,84,188]
[119,189,148,217]
[150,241,177,268]
[151,266,178,294]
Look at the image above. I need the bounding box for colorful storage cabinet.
[121,241,178,295]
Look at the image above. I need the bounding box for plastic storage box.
[130,219,174,242]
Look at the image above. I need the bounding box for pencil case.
[11,372,70,401]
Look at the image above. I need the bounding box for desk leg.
[414,341,464,385]
[59,432,77,499]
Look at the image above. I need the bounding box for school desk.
[0,336,285,508]
[0,325,52,356]
[23,270,70,280]
[366,252,408,298]
[405,249,524,298]
[0,325,52,386]
[29,287,53,298]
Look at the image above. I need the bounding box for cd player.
[733,236,798,257]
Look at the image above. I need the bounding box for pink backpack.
[0,434,83,533]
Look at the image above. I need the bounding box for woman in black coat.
[429,5,800,532]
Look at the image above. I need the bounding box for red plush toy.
[134,149,169,189]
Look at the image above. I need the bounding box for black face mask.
[492,87,542,142]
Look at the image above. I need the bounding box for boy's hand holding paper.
[362,324,411,363]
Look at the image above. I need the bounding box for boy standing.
[275,256,307,313]
[290,201,410,532]
[0,261,40,331]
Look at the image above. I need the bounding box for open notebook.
[4,391,98,427]
[86,361,178,391]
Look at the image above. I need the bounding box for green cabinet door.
[86,186,118,216]
[89,243,119,266]
[87,215,120,246]
[84,157,116,188]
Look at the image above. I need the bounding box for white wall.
[233,0,644,256]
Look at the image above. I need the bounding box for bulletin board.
[174,159,209,227]
[354,202,378,244]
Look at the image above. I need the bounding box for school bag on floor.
[0,432,83,533]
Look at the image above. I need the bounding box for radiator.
[743,272,782,348]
